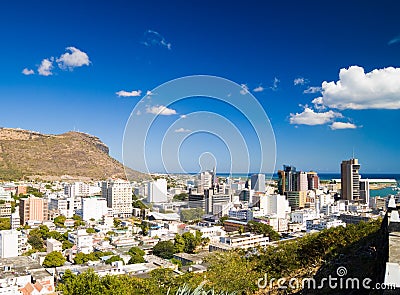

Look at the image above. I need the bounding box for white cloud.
[146,105,177,116]
[303,86,322,94]
[289,107,342,125]
[116,90,142,97]
[312,66,400,110]
[180,114,187,119]
[270,77,280,91]
[146,90,153,96]
[240,84,249,95]
[294,77,307,85]
[174,128,191,133]
[136,110,142,116]
[388,35,400,45]
[22,68,34,75]
[330,122,358,130]
[38,58,53,76]
[142,30,172,50]
[56,47,90,70]
[253,85,264,92]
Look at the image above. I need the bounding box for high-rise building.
[147,179,168,203]
[19,196,48,225]
[102,179,132,218]
[278,165,299,194]
[0,230,21,258]
[80,197,109,221]
[359,179,370,206]
[307,172,320,190]
[341,158,361,201]
[298,172,308,192]
[250,174,266,192]
[286,191,307,210]
[196,170,215,193]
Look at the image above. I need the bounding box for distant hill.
[0,127,149,181]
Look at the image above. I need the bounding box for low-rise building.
[209,233,269,251]
[46,238,62,253]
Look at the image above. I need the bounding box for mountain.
[0,127,149,181]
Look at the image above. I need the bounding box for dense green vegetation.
[27,224,70,252]
[73,251,115,265]
[127,246,145,264]
[0,217,10,230]
[180,208,204,222]
[55,219,382,295]
[43,251,66,268]
[173,193,188,201]
[152,231,209,259]
[247,220,280,241]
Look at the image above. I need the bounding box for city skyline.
[0,1,399,173]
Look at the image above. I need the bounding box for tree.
[128,246,145,257]
[153,241,175,259]
[54,215,66,228]
[127,246,145,264]
[74,252,88,265]
[172,193,188,201]
[48,230,63,241]
[62,240,74,250]
[105,255,123,265]
[182,232,201,254]
[0,218,11,230]
[247,221,280,241]
[173,234,185,253]
[140,221,149,236]
[28,235,44,250]
[86,228,96,234]
[128,254,145,264]
[42,251,66,268]
[113,218,122,228]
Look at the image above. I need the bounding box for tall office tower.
[359,179,370,206]
[19,196,48,225]
[102,179,133,218]
[251,174,266,192]
[278,165,298,194]
[341,158,361,201]
[196,170,215,193]
[147,179,168,203]
[298,171,308,192]
[307,171,320,190]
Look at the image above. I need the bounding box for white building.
[80,197,109,221]
[102,179,133,218]
[250,174,265,192]
[306,218,346,232]
[261,194,291,219]
[64,182,90,198]
[147,179,168,203]
[0,230,21,258]
[291,209,317,225]
[0,187,11,201]
[46,238,62,253]
[210,233,269,251]
[10,211,20,230]
[68,229,93,254]
[49,198,69,217]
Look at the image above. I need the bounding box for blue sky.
[0,0,399,173]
